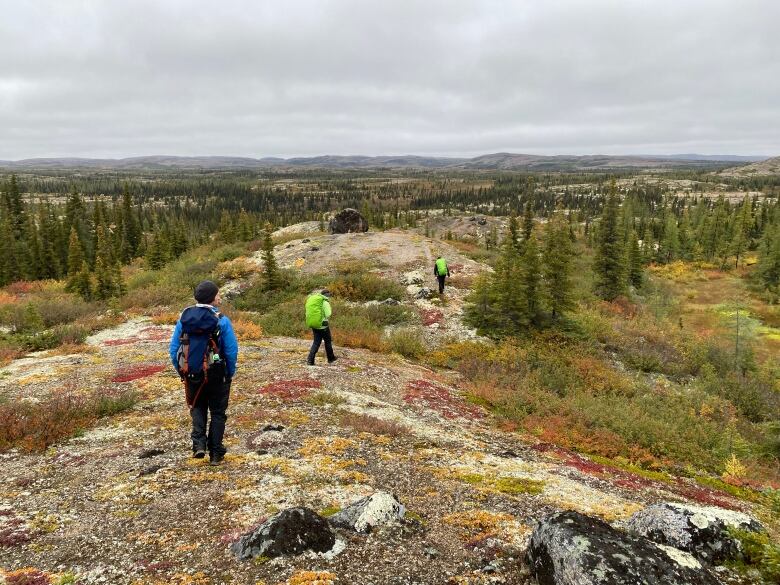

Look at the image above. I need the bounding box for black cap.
[321,289,331,297]
[194,280,219,304]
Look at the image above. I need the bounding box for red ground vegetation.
[403,379,484,420]
[259,378,322,401]
[419,308,444,326]
[111,364,167,383]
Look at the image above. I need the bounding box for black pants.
[308,327,335,364]
[437,274,446,294]
[190,378,231,456]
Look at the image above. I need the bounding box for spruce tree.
[521,232,542,325]
[593,184,626,300]
[731,196,753,269]
[542,210,575,319]
[627,229,644,288]
[756,220,780,295]
[261,223,281,291]
[73,261,93,301]
[66,227,85,290]
[522,202,534,242]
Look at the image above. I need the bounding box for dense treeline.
[1,170,779,298]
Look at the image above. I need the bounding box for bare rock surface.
[230,507,335,560]
[626,503,764,565]
[527,510,721,585]
[329,491,405,533]
[0,286,765,583]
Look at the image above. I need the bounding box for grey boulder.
[329,491,405,533]
[230,507,335,560]
[527,510,720,585]
[626,502,763,565]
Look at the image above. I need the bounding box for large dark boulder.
[626,503,763,565]
[230,507,335,560]
[527,510,720,585]
[329,208,368,234]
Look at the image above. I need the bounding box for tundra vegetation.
[1,165,779,580]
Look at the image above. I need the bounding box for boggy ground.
[0,319,764,584]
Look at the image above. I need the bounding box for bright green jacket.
[435,257,449,276]
[305,293,332,329]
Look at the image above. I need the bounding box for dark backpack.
[176,306,225,407]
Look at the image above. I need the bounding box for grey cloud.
[1,0,779,158]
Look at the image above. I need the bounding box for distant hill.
[719,155,780,177]
[0,153,769,172]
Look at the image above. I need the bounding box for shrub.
[120,281,189,310]
[0,387,139,452]
[327,272,404,302]
[214,257,258,281]
[386,327,427,359]
[338,411,408,436]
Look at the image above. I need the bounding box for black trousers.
[190,378,231,456]
[308,327,335,364]
[437,274,446,293]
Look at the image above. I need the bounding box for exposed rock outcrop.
[230,507,335,560]
[626,502,764,565]
[329,491,405,533]
[329,208,368,234]
[526,510,720,585]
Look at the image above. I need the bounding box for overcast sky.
[2,0,779,159]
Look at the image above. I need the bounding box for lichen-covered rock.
[329,492,405,533]
[402,270,425,285]
[329,208,368,234]
[230,507,335,560]
[626,502,763,565]
[405,284,433,299]
[526,510,720,585]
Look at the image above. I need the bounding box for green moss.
[318,506,341,517]
[727,527,780,582]
[451,470,545,495]
[693,475,763,503]
[589,455,674,484]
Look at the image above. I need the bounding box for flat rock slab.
[527,510,720,585]
[626,502,764,565]
[230,507,335,560]
[329,491,405,533]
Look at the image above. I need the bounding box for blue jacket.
[169,305,238,378]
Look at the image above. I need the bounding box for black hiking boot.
[193,447,206,459]
[328,356,338,364]
[209,452,224,466]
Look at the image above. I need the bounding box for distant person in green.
[434,256,450,294]
[305,289,337,365]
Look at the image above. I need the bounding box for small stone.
[138,448,165,459]
[381,298,400,305]
[139,464,164,477]
[329,491,405,533]
[309,246,320,252]
[302,238,311,243]
[261,424,285,432]
[424,547,439,558]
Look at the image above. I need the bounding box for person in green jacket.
[434,256,451,294]
[305,289,337,365]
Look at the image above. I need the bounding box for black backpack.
[176,306,225,408]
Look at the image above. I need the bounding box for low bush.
[338,411,408,436]
[213,257,259,281]
[0,386,139,452]
[327,272,404,302]
[386,327,427,359]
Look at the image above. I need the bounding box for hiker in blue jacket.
[169,281,238,465]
